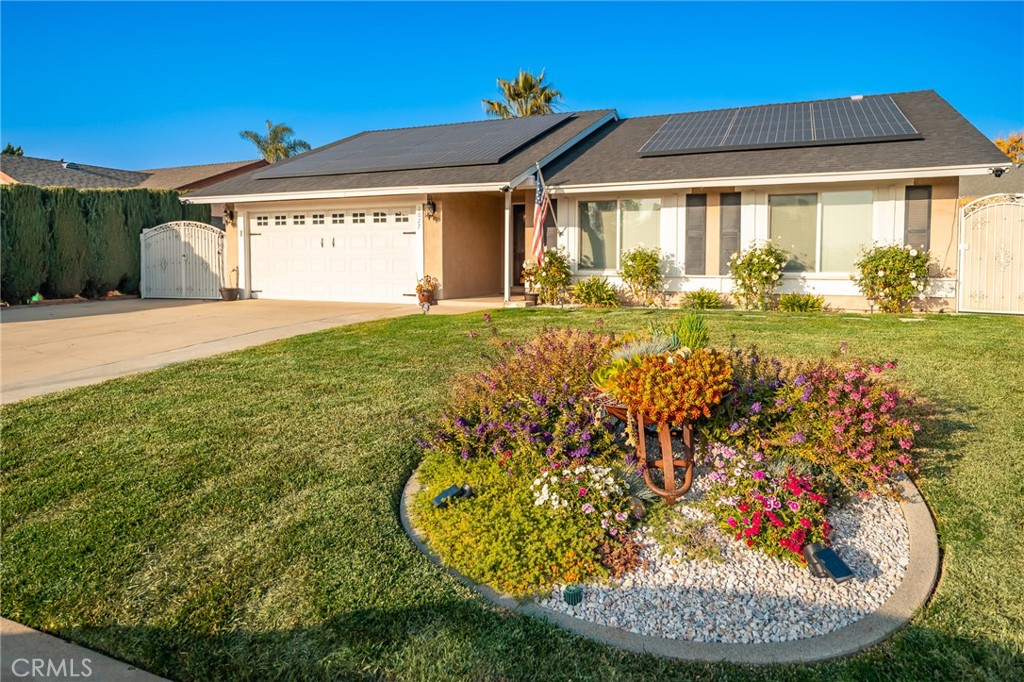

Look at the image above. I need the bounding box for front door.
[512,204,526,287]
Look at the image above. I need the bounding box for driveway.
[1,297,500,404]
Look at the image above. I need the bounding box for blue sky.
[2,1,1021,169]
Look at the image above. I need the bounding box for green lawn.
[2,309,1022,681]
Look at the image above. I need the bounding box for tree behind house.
[240,121,312,162]
[994,131,1023,166]
[483,69,564,118]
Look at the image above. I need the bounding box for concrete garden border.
[400,470,939,664]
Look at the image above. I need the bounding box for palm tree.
[482,69,564,119]
[239,121,312,162]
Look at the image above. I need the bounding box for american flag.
[532,178,550,265]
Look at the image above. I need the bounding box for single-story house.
[0,155,267,226]
[182,90,1013,310]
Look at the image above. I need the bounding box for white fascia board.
[548,164,1001,195]
[179,182,507,205]
[507,110,620,190]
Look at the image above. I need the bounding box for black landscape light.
[432,483,473,509]
[804,543,855,584]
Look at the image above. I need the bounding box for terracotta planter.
[524,292,539,304]
[418,291,434,305]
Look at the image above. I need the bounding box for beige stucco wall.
[224,212,240,288]
[435,192,505,299]
[915,177,959,275]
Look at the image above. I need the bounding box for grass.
[2,308,1023,681]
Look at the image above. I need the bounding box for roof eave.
[179,181,511,205]
[547,163,1006,194]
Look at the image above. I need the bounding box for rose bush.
[727,242,789,310]
[853,244,932,313]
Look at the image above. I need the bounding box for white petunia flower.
[909,249,918,257]
[909,272,916,280]
[878,270,885,277]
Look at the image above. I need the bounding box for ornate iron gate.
[958,194,1024,314]
[141,221,225,299]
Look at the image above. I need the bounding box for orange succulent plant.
[608,349,734,425]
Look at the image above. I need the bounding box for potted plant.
[521,260,540,304]
[416,275,440,304]
[220,267,242,301]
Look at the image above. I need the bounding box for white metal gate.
[141,221,225,299]
[958,194,1024,314]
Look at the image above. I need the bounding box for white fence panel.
[958,194,1024,315]
[141,221,225,299]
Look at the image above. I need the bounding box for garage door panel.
[249,208,418,303]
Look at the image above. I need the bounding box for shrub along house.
[182,90,1012,310]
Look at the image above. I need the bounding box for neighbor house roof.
[136,159,268,191]
[0,155,149,189]
[185,110,618,201]
[542,90,1010,187]
[0,155,267,192]
[959,165,1024,197]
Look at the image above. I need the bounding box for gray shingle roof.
[543,91,1010,187]
[0,156,267,191]
[185,110,617,199]
[959,165,1024,197]
[0,155,149,189]
[136,160,267,191]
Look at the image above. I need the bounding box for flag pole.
[534,162,560,232]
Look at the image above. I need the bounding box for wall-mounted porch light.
[425,195,437,219]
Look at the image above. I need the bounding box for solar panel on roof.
[637,95,921,157]
[255,112,574,178]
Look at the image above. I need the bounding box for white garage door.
[248,208,418,303]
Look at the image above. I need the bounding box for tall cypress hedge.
[0,185,212,304]
[83,191,127,298]
[43,188,88,298]
[120,190,152,294]
[1,185,49,304]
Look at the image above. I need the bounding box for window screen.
[904,186,932,250]
[685,194,707,275]
[770,194,817,272]
[579,200,617,269]
[621,198,661,254]
[821,190,873,272]
[720,193,741,275]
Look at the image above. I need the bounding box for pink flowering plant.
[771,360,919,497]
[700,442,832,564]
[531,464,634,537]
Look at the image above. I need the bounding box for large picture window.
[770,191,873,273]
[770,194,817,272]
[821,191,873,272]
[579,198,661,270]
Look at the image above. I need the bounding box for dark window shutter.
[904,186,931,250]
[720,192,741,274]
[685,194,707,275]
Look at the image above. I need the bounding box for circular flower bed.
[411,315,922,642]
